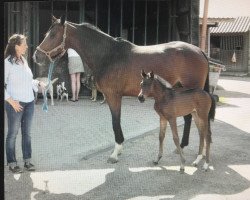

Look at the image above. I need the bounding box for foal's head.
[138,70,154,102]
[33,15,67,65]
[138,70,173,103]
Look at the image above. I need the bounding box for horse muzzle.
[33,50,47,66]
[138,94,145,103]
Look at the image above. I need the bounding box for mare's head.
[138,70,155,103]
[33,15,67,65]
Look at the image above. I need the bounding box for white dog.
[35,77,58,106]
[56,82,69,101]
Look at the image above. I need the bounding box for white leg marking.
[109,143,123,162]
[202,162,209,171]
[192,154,203,166]
[202,147,206,157]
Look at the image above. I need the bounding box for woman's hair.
[4,34,26,64]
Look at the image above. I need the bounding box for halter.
[36,24,67,62]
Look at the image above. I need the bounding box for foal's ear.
[149,71,154,79]
[60,15,66,25]
[141,69,147,78]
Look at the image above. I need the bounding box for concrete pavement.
[4,76,250,200]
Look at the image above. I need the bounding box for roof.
[210,16,250,34]
[200,0,250,18]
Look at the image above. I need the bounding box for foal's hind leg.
[169,119,186,173]
[154,117,167,165]
[203,121,212,171]
[192,114,207,168]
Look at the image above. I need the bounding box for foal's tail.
[207,94,216,144]
[209,94,216,121]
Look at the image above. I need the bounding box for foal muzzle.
[138,94,145,103]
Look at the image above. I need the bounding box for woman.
[4,34,45,173]
[67,48,84,102]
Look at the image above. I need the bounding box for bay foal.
[138,70,216,172]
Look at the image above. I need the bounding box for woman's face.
[15,39,28,56]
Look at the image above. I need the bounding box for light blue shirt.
[5,56,39,102]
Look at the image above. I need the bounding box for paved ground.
[4,76,250,200]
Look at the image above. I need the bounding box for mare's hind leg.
[154,117,167,165]
[181,114,192,148]
[174,114,191,154]
[169,119,186,173]
[106,94,124,163]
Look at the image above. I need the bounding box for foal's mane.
[154,75,173,90]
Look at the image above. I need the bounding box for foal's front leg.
[169,119,186,173]
[154,117,167,165]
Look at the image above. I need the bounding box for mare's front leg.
[154,117,167,165]
[169,118,186,173]
[106,94,124,163]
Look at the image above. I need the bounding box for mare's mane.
[68,21,134,46]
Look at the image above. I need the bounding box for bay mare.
[33,16,209,163]
[138,71,216,172]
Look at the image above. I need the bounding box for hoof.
[202,166,209,172]
[100,100,106,104]
[202,163,209,171]
[180,168,185,174]
[153,161,159,165]
[107,157,118,164]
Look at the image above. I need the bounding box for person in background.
[4,34,46,173]
[67,48,84,102]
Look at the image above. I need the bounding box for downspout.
[200,0,209,52]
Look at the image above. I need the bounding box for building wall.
[248,32,250,74]
[5,0,201,96]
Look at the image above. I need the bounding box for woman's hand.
[6,98,23,112]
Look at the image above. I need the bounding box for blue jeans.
[5,101,34,166]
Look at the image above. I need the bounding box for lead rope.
[42,61,55,112]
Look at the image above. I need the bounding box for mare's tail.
[201,51,210,94]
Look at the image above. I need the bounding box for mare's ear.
[149,71,154,79]
[60,15,66,25]
[51,15,57,23]
[141,69,147,78]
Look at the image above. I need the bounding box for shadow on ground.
[5,120,250,200]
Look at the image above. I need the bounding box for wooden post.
[200,0,209,52]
